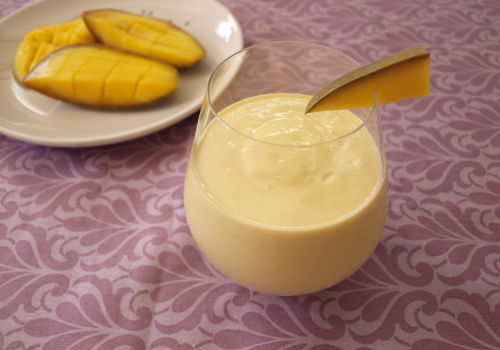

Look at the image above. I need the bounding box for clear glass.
[184,41,388,295]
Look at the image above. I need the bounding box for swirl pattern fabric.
[1,0,500,349]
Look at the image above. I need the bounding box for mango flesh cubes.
[306,46,430,112]
[23,44,180,109]
[13,18,95,83]
[83,9,206,68]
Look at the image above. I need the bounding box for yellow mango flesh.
[23,44,180,109]
[82,9,205,68]
[13,18,95,83]
[306,47,430,112]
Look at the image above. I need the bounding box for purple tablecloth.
[1,0,500,349]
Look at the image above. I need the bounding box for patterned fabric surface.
[1,0,500,349]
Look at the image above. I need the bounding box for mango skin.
[13,18,95,84]
[82,9,205,68]
[23,44,180,110]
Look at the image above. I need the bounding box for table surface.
[1,0,500,349]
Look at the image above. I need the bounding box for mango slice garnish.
[13,18,95,84]
[305,46,430,113]
[82,9,206,68]
[23,44,180,110]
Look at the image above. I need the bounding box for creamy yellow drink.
[184,93,387,295]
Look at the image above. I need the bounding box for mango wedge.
[82,9,205,68]
[306,46,430,113]
[13,18,95,83]
[23,44,180,110]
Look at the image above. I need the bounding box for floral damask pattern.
[1,0,500,349]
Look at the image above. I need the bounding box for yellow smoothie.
[184,93,387,295]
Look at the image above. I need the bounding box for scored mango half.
[23,44,180,110]
[13,18,95,83]
[82,9,206,68]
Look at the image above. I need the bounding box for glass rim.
[206,40,379,148]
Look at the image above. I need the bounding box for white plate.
[0,0,243,147]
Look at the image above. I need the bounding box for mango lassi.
[184,94,387,295]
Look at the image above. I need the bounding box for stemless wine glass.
[184,41,388,296]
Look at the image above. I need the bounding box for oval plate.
[0,0,243,147]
